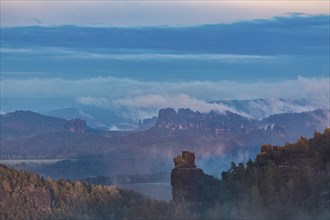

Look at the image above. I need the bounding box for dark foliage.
[217,128,330,219]
[0,164,179,220]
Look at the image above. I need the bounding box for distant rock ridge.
[171,151,221,204]
[64,118,87,133]
[156,108,330,139]
[156,108,255,135]
[139,116,158,129]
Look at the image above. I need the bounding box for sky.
[1,0,329,27]
[0,1,329,122]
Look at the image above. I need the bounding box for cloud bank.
[0,47,276,62]
[1,76,329,119]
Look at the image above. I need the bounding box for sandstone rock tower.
[171,151,221,204]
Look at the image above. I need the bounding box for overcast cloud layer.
[1,15,329,83]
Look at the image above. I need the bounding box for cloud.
[77,97,113,109]
[215,98,320,120]
[57,52,276,63]
[112,94,251,119]
[0,47,276,63]
[2,76,328,119]
[1,15,329,56]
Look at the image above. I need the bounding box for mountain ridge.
[1,108,328,179]
[210,98,318,120]
[1,108,328,159]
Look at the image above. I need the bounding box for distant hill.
[46,108,106,129]
[0,110,104,142]
[0,111,66,141]
[211,98,316,120]
[45,107,136,131]
[261,109,330,138]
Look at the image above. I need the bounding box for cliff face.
[156,108,330,140]
[157,108,258,135]
[171,151,221,204]
[64,118,87,133]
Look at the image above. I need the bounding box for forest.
[1,128,329,219]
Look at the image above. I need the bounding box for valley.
[1,128,329,219]
[1,8,329,219]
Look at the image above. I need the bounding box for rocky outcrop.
[256,144,289,166]
[173,151,197,168]
[156,108,329,140]
[64,118,87,133]
[171,151,221,204]
[139,116,158,129]
[156,108,255,135]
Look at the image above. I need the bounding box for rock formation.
[173,151,197,168]
[64,118,87,133]
[156,107,255,135]
[171,151,221,204]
